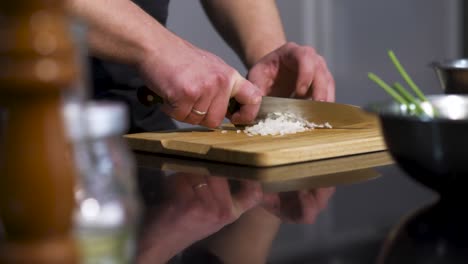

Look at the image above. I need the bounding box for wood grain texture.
[126,122,387,167]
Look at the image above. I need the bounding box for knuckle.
[299,46,318,59]
[217,74,231,88]
[182,85,200,101]
[164,89,177,103]
[284,41,298,49]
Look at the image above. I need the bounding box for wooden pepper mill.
[0,1,80,263]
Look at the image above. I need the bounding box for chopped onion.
[243,112,332,136]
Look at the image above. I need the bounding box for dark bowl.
[366,95,468,196]
[431,59,468,94]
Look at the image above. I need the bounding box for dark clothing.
[91,0,175,133]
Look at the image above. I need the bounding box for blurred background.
[167,0,461,263]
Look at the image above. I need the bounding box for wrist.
[137,26,186,80]
[244,38,286,68]
[137,25,172,69]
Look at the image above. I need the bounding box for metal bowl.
[431,59,468,94]
[366,95,468,196]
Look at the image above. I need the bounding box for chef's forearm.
[201,0,287,68]
[65,0,175,66]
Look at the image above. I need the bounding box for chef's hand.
[261,187,335,224]
[247,42,335,102]
[136,173,262,264]
[138,38,263,127]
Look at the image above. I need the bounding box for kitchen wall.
[167,0,460,262]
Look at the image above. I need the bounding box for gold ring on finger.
[191,108,207,115]
[193,182,208,190]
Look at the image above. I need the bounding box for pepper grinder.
[0,1,80,263]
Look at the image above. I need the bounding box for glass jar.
[64,101,139,264]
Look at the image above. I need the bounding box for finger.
[230,71,263,105]
[203,176,239,224]
[326,73,336,102]
[296,190,320,224]
[204,177,262,223]
[205,175,232,205]
[229,102,261,125]
[185,96,210,125]
[278,191,302,223]
[291,48,319,98]
[247,60,275,94]
[312,187,335,210]
[261,193,281,217]
[160,100,193,124]
[310,60,333,102]
[230,179,263,218]
[199,84,230,128]
[186,174,215,206]
[229,73,263,124]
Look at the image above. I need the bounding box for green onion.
[368,50,436,118]
[368,72,408,105]
[393,82,425,114]
[388,50,428,102]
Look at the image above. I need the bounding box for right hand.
[138,38,263,128]
[136,173,262,263]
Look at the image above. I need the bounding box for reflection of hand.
[261,187,335,224]
[136,173,262,264]
[247,42,335,102]
[138,38,263,127]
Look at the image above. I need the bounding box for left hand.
[261,187,335,224]
[247,42,335,102]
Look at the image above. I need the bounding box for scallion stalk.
[388,50,428,102]
[393,82,425,114]
[368,73,408,105]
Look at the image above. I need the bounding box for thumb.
[230,71,262,105]
[231,180,263,218]
[228,72,263,124]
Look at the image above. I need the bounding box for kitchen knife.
[137,86,375,128]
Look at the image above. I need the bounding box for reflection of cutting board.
[125,122,386,167]
[134,151,393,191]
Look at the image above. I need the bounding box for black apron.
[91,0,175,133]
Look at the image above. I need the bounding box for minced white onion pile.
[243,112,332,136]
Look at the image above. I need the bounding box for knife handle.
[136,86,240,114]
[136,86,163,106]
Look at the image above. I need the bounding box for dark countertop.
[131,150,440,263]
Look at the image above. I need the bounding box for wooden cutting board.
[125,120,386,167]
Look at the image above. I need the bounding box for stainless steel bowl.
[366,95,468,195]
[431,59,468,94]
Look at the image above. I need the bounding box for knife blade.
[137,86,375,128]
[256,96,376,128]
